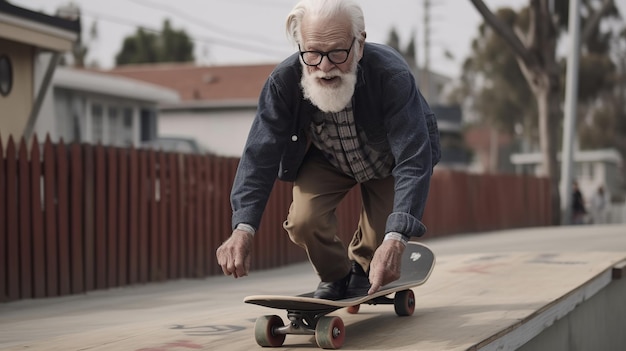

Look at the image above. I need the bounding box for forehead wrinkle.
[301,14,352,51]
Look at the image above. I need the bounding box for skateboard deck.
[244,242,435,349]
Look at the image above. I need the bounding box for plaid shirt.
[308,105,394,183]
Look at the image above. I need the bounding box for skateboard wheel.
[346,305,360,314]
[315,316,345,349]
[254,315,286,347]
[394,289,415,316]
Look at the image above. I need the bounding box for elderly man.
[216,0,440,300]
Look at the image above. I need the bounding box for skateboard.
[244,242,435,349]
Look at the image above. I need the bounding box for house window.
[108,106,120,145]
[121,107,134,146]
[0,55,12,97]
[140,108,157,142]
[92,103,104,144]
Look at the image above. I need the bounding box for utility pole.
[560,0,582,225]
[422,0,432,101]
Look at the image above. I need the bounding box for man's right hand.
[216,230,253,278]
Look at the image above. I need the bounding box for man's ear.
[357,31,367,59]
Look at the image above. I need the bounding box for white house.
[510,149,625,224]
[35,66,179,147]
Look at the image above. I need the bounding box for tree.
[453,8,535,138]
[468,0,618,224]
[115,19,194,65]
[386,27,417,69]
[55,2,99,68]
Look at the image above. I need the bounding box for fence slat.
[83,144,95,291]
[18,138,32,299]
[0,135,5,302]
[30,135,46,298]
[117,148,129,286]
[56,140,71,296]
[128,148,139,285]
[138,150,149,283]
[43,136,59,297]
[70,143,84,294]
[158,151,168,280]
[167,153,179,279]
[94,144,107,290]
[148,150,159,281]
[107,147,119,288]
[6,138,19,300]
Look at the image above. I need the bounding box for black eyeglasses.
[298,38,356,66]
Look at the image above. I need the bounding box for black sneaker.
[346,261,371,298]
[313,273,350,300]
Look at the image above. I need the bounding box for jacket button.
[291,135,298,142]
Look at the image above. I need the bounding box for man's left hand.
[368,239,405,294]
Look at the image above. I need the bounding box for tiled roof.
[102,62,278,102]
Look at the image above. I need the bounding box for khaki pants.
[283,148,394,282]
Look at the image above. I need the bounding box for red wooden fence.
[0,134,551,302]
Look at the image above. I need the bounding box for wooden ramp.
[1,249,624,350]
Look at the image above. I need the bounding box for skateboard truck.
[255,309,346,349]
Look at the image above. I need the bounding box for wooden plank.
[167,153,179,279]
[30,136,46,298]
[128,147,139,285]
[147,150,159,281]
[157,151,168,280]
[138,150,149,283]
[69,142,84,294]
[6,138,19,300]
[94,144,107,290]
[184,155,196,277]
[43,136,58,297]
[207,156,220,276]
[177,154,186,278]
[56,140,71,296]
[117,148,129,286]
[199,155,212,275]
[195,155,205,277]
[0,135,5,302]
[18,138,33,299]
[107,147,118,288]
[83,144,95,291]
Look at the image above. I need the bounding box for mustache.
[307,69,347,79]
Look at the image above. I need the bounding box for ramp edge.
[476,268,614,351]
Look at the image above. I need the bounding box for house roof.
[55,67,179,104]
[102,62,277,103]
[0,1,80,51]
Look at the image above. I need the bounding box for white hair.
[285,0,365,46]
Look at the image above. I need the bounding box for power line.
[80,9,292,59]
[129,0,286,47]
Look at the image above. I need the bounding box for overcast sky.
[11,0,626,78]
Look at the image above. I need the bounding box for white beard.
[300,62,358,113]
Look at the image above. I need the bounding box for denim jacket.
[231,42,441,238]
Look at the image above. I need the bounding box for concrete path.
[1,224,625,350]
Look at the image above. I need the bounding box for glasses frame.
[298,37,356,66]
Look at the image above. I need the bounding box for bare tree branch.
[469,0,535,66]
[582,0,615,42]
